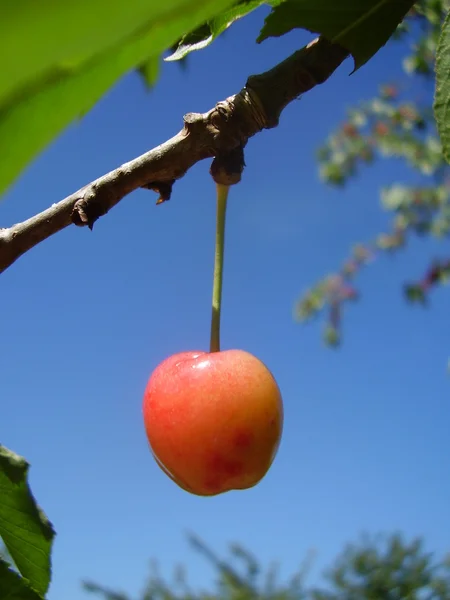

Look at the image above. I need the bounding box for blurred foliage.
[82,533,450,599]
[296,0,450,349]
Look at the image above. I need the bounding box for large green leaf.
[434,9,450,163]
[257,0,416,70]
[0,0,234,109]
[0,0,236,196]
[0,559,42,600]
[166,0,281,62]
[0,445,55,597]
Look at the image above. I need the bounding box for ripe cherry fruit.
[143,349,283,496]
[143,175,284,495]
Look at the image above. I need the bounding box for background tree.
[81,534,450,600]
[297,0,450,349]
[310,534,450,600]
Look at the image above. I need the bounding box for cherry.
[142,176,284,495]
[142,349,283,496]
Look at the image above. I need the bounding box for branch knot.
[71,186,116,230]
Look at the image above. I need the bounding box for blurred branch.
[0,36,349,275]
[405,257,450,304]
[296,74,450,347]
[82,580,131,600]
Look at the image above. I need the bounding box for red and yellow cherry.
[142,349,283,496]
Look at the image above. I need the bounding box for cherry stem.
[210,183,230,353]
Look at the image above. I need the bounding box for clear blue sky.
[1,8,449,599]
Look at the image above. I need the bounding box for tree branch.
[0,37,349,274]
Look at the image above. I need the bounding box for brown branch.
[0,37,349,274]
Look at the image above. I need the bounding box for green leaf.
[138,56,161,89]
[434,9,450,164]
[323,325,340,347]
[0,559,43,600]
[257,0,416,71]
[404,284,427,304]
[0,559,42,600]
[0,1,233,109]
[0,0,236,196]
[0,445,55,597]
[166,0,280,62]
[166,23,213,61]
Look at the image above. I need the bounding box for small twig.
[0,37,349,274]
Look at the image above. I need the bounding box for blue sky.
[1,7,449,599]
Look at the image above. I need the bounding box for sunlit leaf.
[166,0,281,62]
[0,0,236,195]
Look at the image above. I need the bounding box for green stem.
[210,183,230,353]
